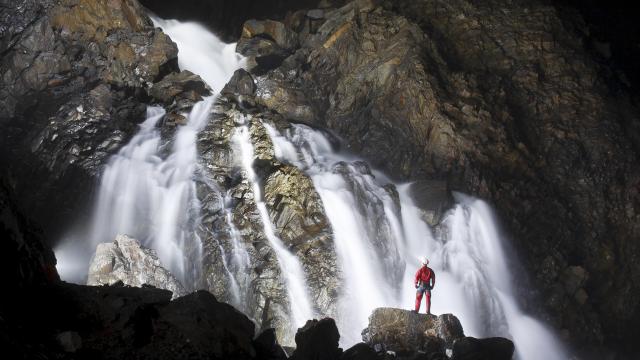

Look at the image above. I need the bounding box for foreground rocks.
[87,234,187,299]
[361,308,467,356]
[3,282,287,359]
[285,308,513,360]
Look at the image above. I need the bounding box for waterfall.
[55,16,243,288]
[150,17,242,94]
[232,122,315,328]
[266,123,566,358]
[52,11,566,359]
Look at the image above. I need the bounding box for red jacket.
[414,266,435,288]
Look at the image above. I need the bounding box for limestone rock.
[87,234,187,299]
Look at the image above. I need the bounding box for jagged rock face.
[138,0,331,42]
[233,0,640,351]
[0,0,179,242]
[87,234,187,299]
[361,308,464,355]
[196,94,340,345]
[2,0,639,355]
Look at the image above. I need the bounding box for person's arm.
[414,268,420,288]
[430,269,436,289]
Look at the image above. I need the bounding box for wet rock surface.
[361,308,464,355]
[87,234,187,299]
[0,0,182,243]
[230,0,640,353]
[196,96,340,345]
[1,0,640,357]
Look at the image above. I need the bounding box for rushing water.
[55,13,566,359]
[266,123,567,358]
[233,123,315,328]
[55,17,243,287]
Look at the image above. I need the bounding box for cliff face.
[1,0,639,356]
[226,0,639,350]
[0,0,179,241]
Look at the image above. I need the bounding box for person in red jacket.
[414,256,436,314]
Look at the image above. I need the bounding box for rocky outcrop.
[231,0,640,352]
[196,95,340,344]
[0,0,181,243]
[289,318,342,360]
[3,281,274,359]
[87,234,187,299]
[361,308,464,355]
[138,0,333,42]
[361,308,513,360]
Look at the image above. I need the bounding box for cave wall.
[225,0,640,354]
[1,0,639,356]
[0,0,180,245]
[138,0,339,42]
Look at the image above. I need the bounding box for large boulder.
[361,308,464,355]
[7,282,258,359]
[289,318,342,360]
[87,234,187,299]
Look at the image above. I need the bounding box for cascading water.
[55,16,243,288]
[52,10,567,359]
[265,122,567,359]
[150,17,241,94]
[232,122,315,328]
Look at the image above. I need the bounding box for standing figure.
[414,256,436,314]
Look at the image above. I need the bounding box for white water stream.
[54,14,567,359]
[55,17,243,288]
[266,123,567,359]
[233,123,315,328]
